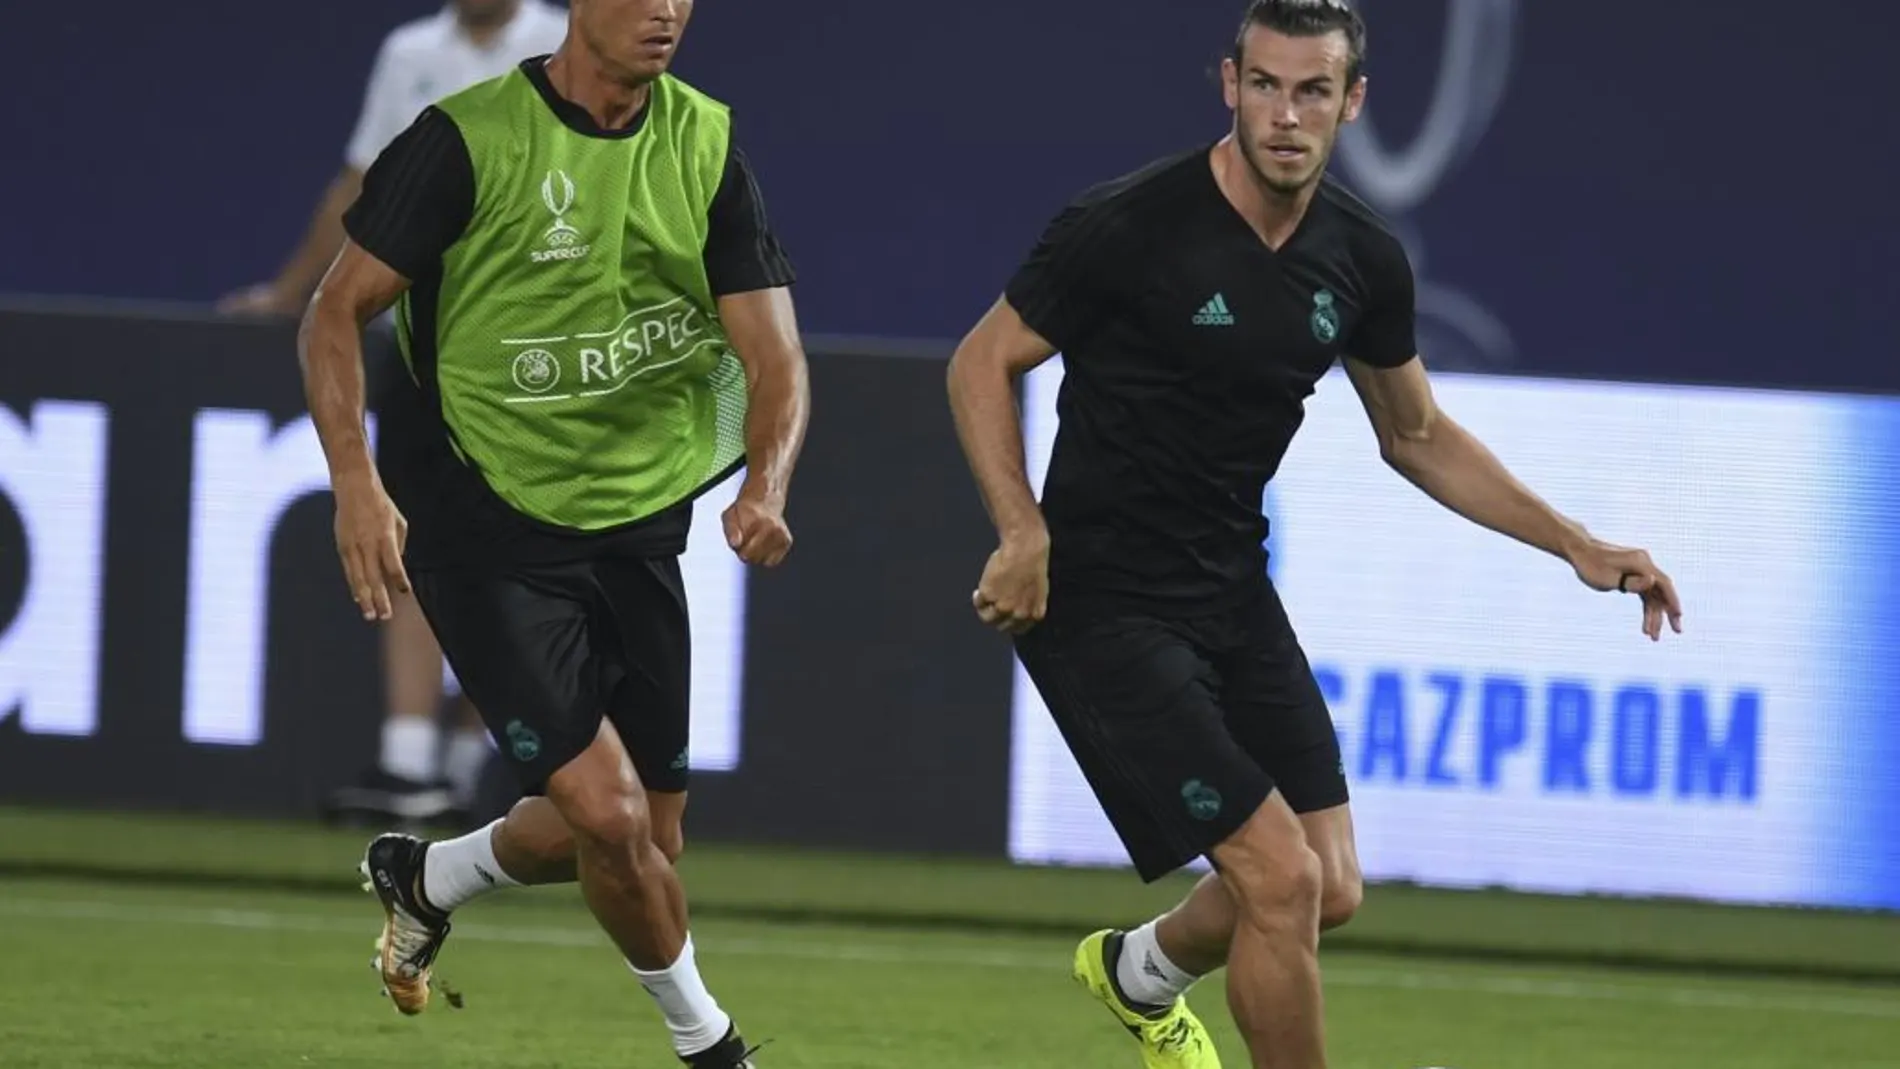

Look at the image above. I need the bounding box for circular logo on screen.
[512,349,560,394]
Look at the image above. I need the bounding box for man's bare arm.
[1344,355,1683,638]
[946,297,1066,633]
[717,286,811,506]
[946,297,1062,547]
[297,239,408,484]
[297,240,415,618]
[1343,356,1590,561]
[715,286,810,566]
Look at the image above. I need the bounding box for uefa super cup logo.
[541,170,581,248]
[1335,0,1520,370]
[530,170,593,264]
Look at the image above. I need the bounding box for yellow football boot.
[1072,929,1222,1069]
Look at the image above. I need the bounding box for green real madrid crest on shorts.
[398,69,748,531]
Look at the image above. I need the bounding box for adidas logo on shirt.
[1192,293,1235,327]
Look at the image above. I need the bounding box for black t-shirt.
[1005,144,1418,614]
[341,58,796,569]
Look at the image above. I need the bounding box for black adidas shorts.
[1013,581,1347,883]
[411,554,693,796]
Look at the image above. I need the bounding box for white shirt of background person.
[219,0,571,317]
[214,1,571,822]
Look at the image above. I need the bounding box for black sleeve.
[341,107,475,281]
[1002,196,1130,353]
[1347,231,1420,369]
[703,139,796,296]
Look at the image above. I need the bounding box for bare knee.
[646,791,688,866]
[1320,867,1363,931]
[1225,842,1323,931]
[569,786,653,852]
[1300,804,1364,931]
[544,723,674,879]
[550,766,659,877]
[1213,806,1324,934]
[652,821,684,865]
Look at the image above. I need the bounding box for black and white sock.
[630,935,734,1057]
[1116,920,1198,1008]
[420,819,520,913]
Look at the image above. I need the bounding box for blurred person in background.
[947,2,1683,1068]
[299,0,804,1064]
[222,0,571,826]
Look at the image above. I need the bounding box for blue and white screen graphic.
[0,405,747,772]
[1009,363,1900,911]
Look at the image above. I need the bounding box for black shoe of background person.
[323,768,461,827]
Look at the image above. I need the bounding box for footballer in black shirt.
[947,3,1684,1067]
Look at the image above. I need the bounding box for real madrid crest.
[1310,289,1341,344]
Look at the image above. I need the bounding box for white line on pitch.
[0,896,1894,1020]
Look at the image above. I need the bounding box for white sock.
[380,717,440,783]
[630,935,733,1057]
[1116,920,1199,1008]
[443,728,494,805]
[421,819,520,913]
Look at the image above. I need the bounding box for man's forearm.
[739,348,810,502]
[947,356,1046,544]
[297,299,376,484]
[1386,415,1589,563]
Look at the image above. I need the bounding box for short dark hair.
[1231,0,1367,84]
